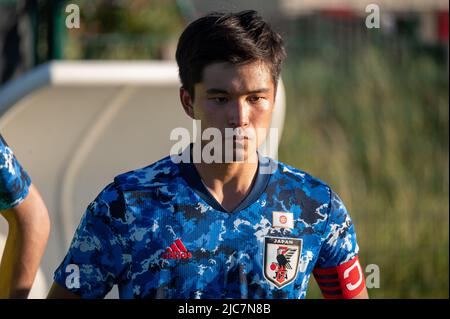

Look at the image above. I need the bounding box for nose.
[228,98,249,128]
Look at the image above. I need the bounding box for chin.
[233,145,258,163]
[221,140,258,163]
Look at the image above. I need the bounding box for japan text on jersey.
[54,150,364,299]
[0,135,31,210]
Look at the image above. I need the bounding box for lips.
[225,134,249,141]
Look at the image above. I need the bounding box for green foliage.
[280,44,449,298]
[64,0,184,60]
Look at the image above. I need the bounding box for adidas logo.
[162,238,192,259]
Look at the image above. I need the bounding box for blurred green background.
[281,37,449,299]
[1,0,448,298]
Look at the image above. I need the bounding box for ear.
[179,87,195,119]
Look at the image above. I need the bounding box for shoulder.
[113,155,180,192]
[266,160,345,231]
[0,134,7,149]
[86,182,126,221]
[0,135,31,209]
[271,160,332,200]
[0,135,13,165]
[89,156,181,223]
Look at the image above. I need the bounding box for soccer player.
[48,10,368,299]
[0,134,50,298]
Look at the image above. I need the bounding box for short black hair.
[176,10,286,100]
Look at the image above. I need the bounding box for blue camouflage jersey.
[54,148,360,299]
[0,134,31,210]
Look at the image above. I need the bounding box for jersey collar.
[177,143,273,213]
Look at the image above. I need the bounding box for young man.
[48,10,368,299]
[0,134,50,298]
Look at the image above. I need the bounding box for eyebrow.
[205,88,271,95]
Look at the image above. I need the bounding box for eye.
[248,96,264,104]
[209,97,228,104]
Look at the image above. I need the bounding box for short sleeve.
[314,189,359,269]
[53,183,130,298]
[0,135,31,210]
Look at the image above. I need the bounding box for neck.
[192,145,259,211]
[195,159,258,186]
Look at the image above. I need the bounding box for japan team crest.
[263,236,302,288]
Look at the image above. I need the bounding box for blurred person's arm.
[0,184,50,298]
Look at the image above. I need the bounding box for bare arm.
[0,183,50,298]
[351,286,369,299]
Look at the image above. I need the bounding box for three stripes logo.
[162,238,192,259]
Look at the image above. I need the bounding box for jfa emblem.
[263,236,302,288]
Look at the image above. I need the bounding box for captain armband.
[313,256,366,299]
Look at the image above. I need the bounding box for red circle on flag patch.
[279,215,287,224]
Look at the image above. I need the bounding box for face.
[180,60,276,162]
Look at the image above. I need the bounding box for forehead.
[200,61,274,93]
